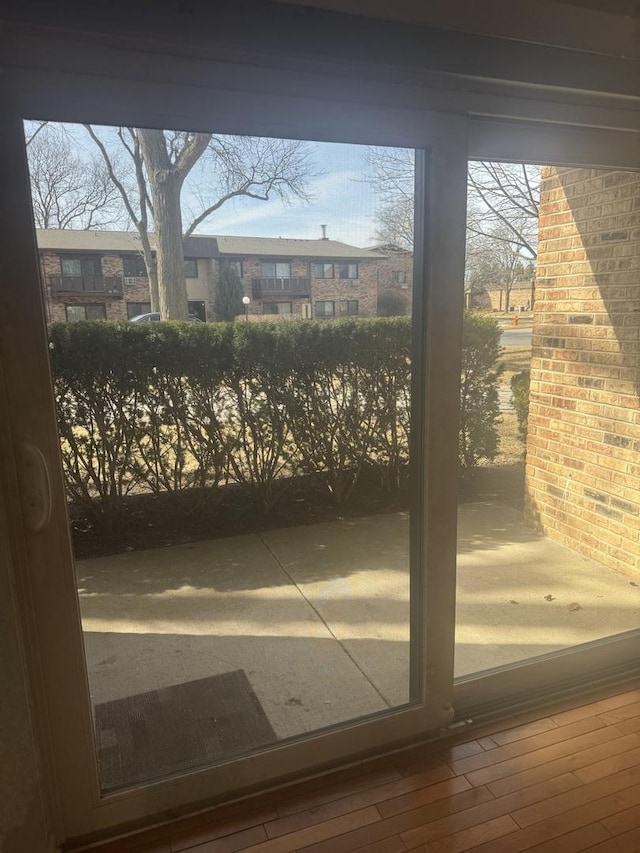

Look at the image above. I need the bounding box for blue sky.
[32,123,397,248]
[194,142,384,247]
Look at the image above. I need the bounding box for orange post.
[513,315,519,327]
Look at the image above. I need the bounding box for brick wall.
[40,250,150,322]
[374,251,413,315]
[213,256,380,319]
[41,252,215,321]
[526,167,640,575]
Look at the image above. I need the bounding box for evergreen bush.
[49,315,503,526]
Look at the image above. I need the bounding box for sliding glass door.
[0,77,468,839]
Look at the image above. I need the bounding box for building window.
[122,255,147,277]
[188,300,206,321]
[341,300,359,316]
[127,301,152,319]
[315,300,335,318]
[65,304,107,322]
[338,262,359,280]
[183,258,199,278]
[313,263,334,279]
[60,255,102,277]
[263,302,293,315]
[223,258,243,277]
[392,270,407,284]
[260,261,291,279]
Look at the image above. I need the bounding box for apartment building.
[36,229,391,322]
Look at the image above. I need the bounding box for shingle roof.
[36,229,145,252]
[35,229,384,260]
[214,235,384,259]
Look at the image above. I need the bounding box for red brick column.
[526,167,640,574]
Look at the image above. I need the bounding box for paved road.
[501,326,532,347]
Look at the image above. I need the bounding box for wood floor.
[77,686,640,853]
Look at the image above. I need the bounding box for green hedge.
[49,315,502,528]
[510,369,531,443]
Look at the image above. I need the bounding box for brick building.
[36,230,387,323]
[370,244,414,315]
[526,167,640,575]
[486,279,535,312]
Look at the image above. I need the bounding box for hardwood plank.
[398,773,580,850]
[350,839,407,853]
[176,824,266,852]
[575,737,640,784]
[265,775,468,839]
[486,733,639,798]
[297,788,494,853]
[549,690,640,727]
[581,825,640,852]
[476,737,499,751]
[455,819,611,853]
[274,768,404,817]
[606,715,640,735]
[464,725,623,788]
[511,766,640,829]
[513,782,640,842]
[601,801,640,836]
[228,805,381,853]
[375,777,472,820]
[404,814,518,852]
[597,700,640,725]
[490,717,559,747]
[510,823,613,853]
[170,807,277,851]
[450,717,607,776]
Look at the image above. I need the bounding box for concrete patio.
[78,502,639,742]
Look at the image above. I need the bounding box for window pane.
[65,304,86,322]
[27,120,417,794]
[456,160,640,681]
[85,304,106,320]
[338,263,358,280]
[187,300,206,321]
[127,302,152,319]
[315,300,335,317]
[62,258,82,277]
[183,258,198,277]
[123,255,147,277]
[82,256,102,277]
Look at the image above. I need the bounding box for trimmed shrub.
[459,313,503,469]
[511,369,531,443]
[49,315,502,527]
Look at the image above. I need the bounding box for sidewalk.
[78,503,639,740]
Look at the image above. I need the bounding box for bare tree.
[26,123,125,230]
[86,126,314,318]
[467,162,539,259]
[366,150,540,264]
[366,147,414,249]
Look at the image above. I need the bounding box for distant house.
[36,230,387,323]
[368,244,414,316]
[486,279,535,312]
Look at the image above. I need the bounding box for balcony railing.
[49,275,124,299]
[252,277,311,297]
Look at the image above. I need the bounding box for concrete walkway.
[78,503,639,740]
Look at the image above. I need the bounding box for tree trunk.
[155,174,186,319]
[137,130,188,320]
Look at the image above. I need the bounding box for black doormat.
[94,669,277,791]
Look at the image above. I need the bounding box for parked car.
[129,312,204,323]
